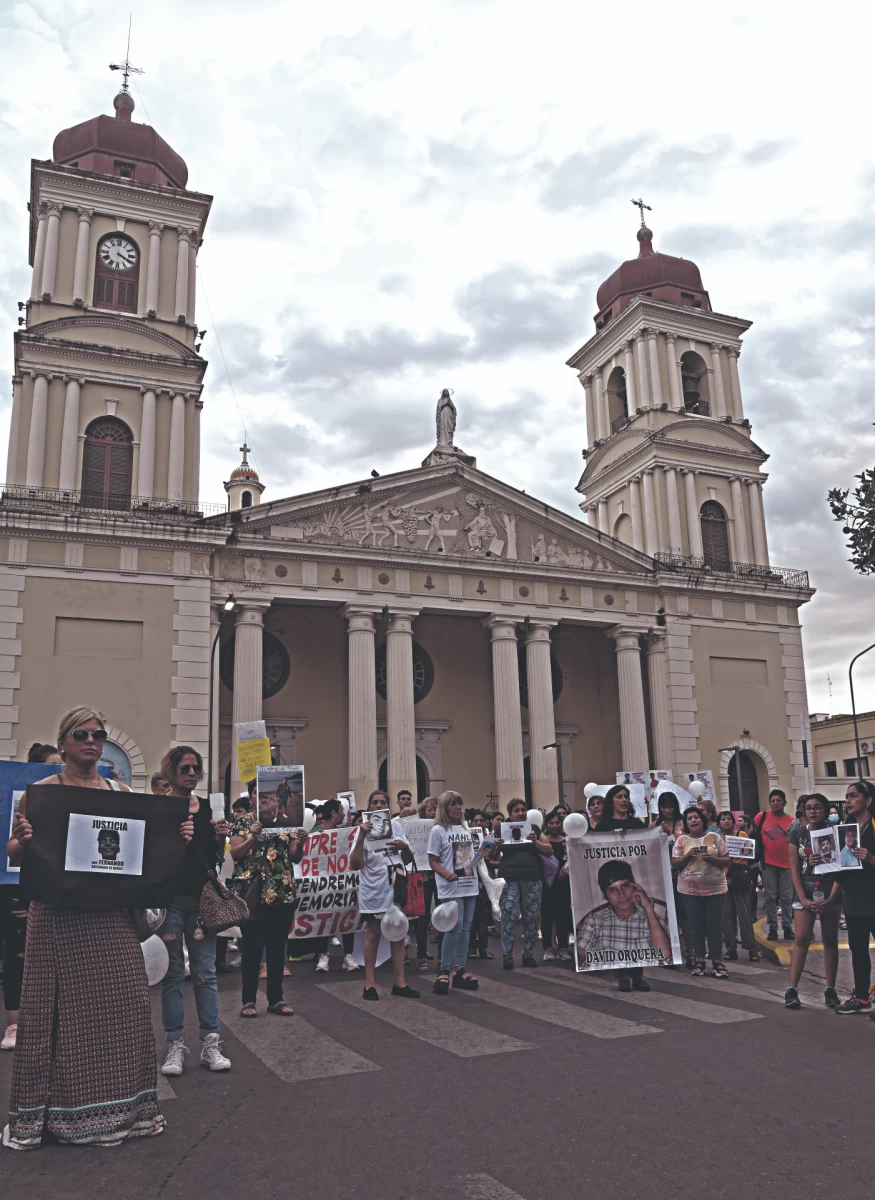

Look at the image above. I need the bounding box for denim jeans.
[160,894,219,1041]
[439,894,478,970]
[761,865,794,932]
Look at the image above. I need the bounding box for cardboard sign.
[289,826,364,940]
[236,738,272,783]
[401,817,433,870]
[20,785,189,909]
[725,835,756,860]
[256,765,305,826]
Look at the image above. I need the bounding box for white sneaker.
[200,1032,231,1072]
[161,1039,188,1076]
[542,949,556,961]
[316,953,330,972]
[342,953,360,972]
[0,1024,17,1051]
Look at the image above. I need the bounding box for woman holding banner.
[486,797,553,969]
[428,791,480,994]
[3,706,195,1150]
[672,807,730,977]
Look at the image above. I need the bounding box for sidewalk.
[753,915,872,995]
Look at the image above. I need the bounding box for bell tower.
[567,212,770,573]
[7,81,212,508]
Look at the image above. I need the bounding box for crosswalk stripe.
[646,970,787,1005]
[156,1074,177,1101]
[539,967,763,1024]
[457,975,660,1040]
[318,982,532,1057]
[723,962,775,976]
[461,1172,529,1199]
[218,995,379,1082]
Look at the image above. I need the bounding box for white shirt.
[427,823,479,899]
[357,817,409,915]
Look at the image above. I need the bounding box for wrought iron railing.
[611,413,630,434]
[0,483,226,521]
[684,399,711,416]
[653,552,809,589]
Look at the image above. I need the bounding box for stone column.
[484,616,525,806]
[623,339,637,416]
[635,332,651,407]
[641,469,658,557]
[25,373,49,487]
[664,466,683,553]
[191,398,202,505]
[597,499,609,534]
[645,630,673,771]
[175,228,191,323]
[630,477,644,551]
[666,333,684,410]
[231,601,267,795]
[710,343,727,418]
[525,620,559,809]
[145,222,163,317]
[730,477,749,564]
[748,479,770,565]
[682,469,703,559]
[609,627,649,771]
[593,372,608,441]
[72,209,93,306]
[647,330,664,407]
[209,604,222,790]
[168,392,185,501]
[138,388,157,498]
[40,204,62,300]
[30,203,48,301]
[6,377,23,484]
[386,609,418,805]
[727,349,743,419]
[58,377,81,491]
[581,375,595,444]
[187,236,198,324]
[345,605,379,802]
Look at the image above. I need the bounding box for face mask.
[828,813,839,823]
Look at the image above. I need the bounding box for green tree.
[828,467,875,574]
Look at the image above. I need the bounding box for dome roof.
[594,225,710,329]
[52,92,188,189]
[227,444,261,484]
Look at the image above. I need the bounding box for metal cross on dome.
[630,197,652,227]
[109,19,144,93]
[239,442,251,463]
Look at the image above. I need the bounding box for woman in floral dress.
[229,790,307,1017]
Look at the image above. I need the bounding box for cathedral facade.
[0,88,814,812]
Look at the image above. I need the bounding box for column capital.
[76,207,94,223]
[607,625,643,652]
[45,203,62,219]
[483,614,521,640]
[149,220,164,235]
[645,627,668,652]
[664,331,677,344]
[581,373,593,386]
[177,226,195,243]
[625,337,636,349]
[524,618,557,644]
[726,347,740,360]
[645,327,659,341]
[663,464,677,475]
[343,604,380,633]
[710,341,723,352]
[643,467,654,477]
[36,201,48,218]
[386,607,419,633]
[233,600,272,627]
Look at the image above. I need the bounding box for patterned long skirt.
[3,902,165,1149]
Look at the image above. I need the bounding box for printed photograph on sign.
[810,827,840,873]
[469,827,491,855]
[683,770,715,802]
[725,834,756,860]
[836,823,862,870]
[452,836,475,878]
[501,821,532,843]
[616,771,648,788]
[256,765,304,827]
[367,809,393,840]
[567,827,681,972]
[64,813,145,875]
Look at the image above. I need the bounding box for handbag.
[402,870,425,918]
[726,863,751,894]
[391,863,408,908]
[194,843,250,935]
[540,853,561,889]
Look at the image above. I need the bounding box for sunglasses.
[178,764,200,775]
[70,728,108,743]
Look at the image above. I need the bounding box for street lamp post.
[849,642,875,779]
[207,593,237,795]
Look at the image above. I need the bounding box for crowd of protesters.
[2,705,875,1150]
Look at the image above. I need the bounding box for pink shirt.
[673,832,728,896]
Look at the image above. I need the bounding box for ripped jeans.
[160,894,219,1041]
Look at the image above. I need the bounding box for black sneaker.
[522,956,538,968]
[784,986,801,1008]
[783,927,794,941]
[632,977,651,992]
[502,955,514,970]
[362,986,379,1001]
[824,987,840,1009]
[725,948,739,960]
[767,928,778,941]
[618,978,633,993]
[391,984,420,999]
[835,994,872,1014]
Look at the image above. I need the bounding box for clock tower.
[8,86,212,507]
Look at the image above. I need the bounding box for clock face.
[99,235,139,272]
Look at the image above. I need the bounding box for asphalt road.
[0,938,871,1200]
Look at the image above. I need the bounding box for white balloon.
[687,780,706,799]
[380,905,409,943]
[526,809,544,827]
[431,901,460,933]
[141,935,169,986]
[583,782,600,800]
[563,812,589,839]
[302,807,317,833]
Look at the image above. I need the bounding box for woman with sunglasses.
[3,707,194,1150]
[159,746,231,1076]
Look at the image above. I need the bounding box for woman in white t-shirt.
[349,790,420,1002]
[427,791,481,996]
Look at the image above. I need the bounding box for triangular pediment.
[238,461,655,577]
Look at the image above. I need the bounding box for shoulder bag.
[194,843,250,937]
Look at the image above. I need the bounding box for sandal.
[452,968,479,991]
[711,960,729,978]
[418,958,430,973]
[240,1002,258,1018]
[266,1001,294,1016]
[748,949,760,962]
[690,960,707,976]
[685,953,696,970]
[433,972,450,995]
[478,950,494,960]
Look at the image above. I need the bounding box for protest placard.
[567,827,681,972]
[401,817,432,870]
[590,783,647,820]
[236,738,271,784]
[336,790,356,813]
[683,770,715,802]
[256,764,305,826]
[367,809,394,840]
[725,834,756,860]
[501,820,532,843]
[20,785,189,908]
[289,826,364,940]
[836,823,862,870]
[810,827,840,873]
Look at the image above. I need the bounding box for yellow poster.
[236,737,272,783]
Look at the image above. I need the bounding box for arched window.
[700,500,730,569]
[680,350,711,416]
[605,366,628,433]
[728,751,760,815]
[241,491,253,508]
[81,417,134,509]
[93,233,140,314]
[378,756,430,803]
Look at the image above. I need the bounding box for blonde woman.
[427,791,480,994]
[3,706,194,1150]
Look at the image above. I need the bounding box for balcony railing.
[653,552,809,590]
[684,399,711,416]
[0,483,226,521]
[611,413,630,434]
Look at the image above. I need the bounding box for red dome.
[594,225,710,329]
[52,92,188,189]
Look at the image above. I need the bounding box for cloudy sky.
[0,0,873,712]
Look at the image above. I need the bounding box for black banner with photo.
[20,785,190,909]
